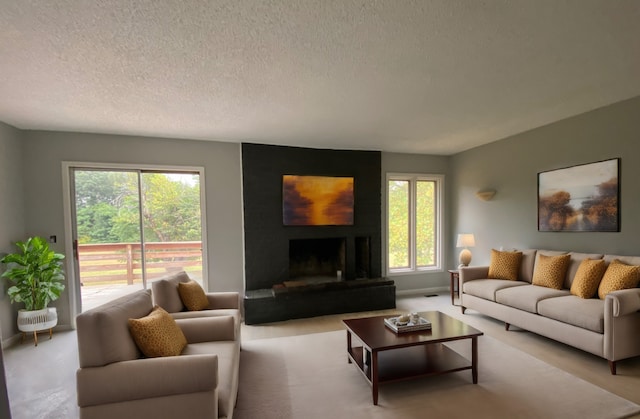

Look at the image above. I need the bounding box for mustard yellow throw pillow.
[178,280,209,311]
[488,249,523,281]
[128,306,187,357]
[532,254,570,290]
[570,258,606,299]
[598,259,640,299]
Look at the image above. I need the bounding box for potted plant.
[1,236,65,345]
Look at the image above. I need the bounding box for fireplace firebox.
[289,238,346,279]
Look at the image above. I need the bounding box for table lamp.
[456,233,475,267]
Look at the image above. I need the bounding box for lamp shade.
[456,234,475,248]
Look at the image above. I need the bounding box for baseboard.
[2,323,73,349]
[396,286,448,297]
[2,334,22,349]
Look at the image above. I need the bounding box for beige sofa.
[76,289,240,419]
[460,249,640,374]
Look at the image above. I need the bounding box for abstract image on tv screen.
[283,175,354,226]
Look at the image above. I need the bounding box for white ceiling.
[1,1,639,155]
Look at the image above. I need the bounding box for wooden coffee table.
[342,311,483,405]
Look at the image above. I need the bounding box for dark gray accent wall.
[451,95,640,265]
[242,143,382,291]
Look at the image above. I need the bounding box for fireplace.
[289,238,346,280]
[242,144,394,324]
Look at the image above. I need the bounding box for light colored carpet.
[235,330,640,419]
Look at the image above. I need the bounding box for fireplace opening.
[288,238,346,280]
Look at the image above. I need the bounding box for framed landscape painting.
[283,175,354,226]
[538,158,620,232]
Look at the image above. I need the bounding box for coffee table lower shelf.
[347,343,474,385]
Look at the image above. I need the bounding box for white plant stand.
[17,307,58,346]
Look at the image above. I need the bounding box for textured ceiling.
[1,1,639,155]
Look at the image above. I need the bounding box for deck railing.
[78,241,202,284]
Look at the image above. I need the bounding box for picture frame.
[538,158,620,232]
[282,175,354,226]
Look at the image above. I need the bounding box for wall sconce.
[456,233,475,267]
[476,189,496,201]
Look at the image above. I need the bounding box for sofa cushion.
[495,285,570,313]
[151,271,192,313]
[565,252,604,289]
[76,289,153,368]
[183,341,240,419]
[537,295,605,333]
[532,254,570,290]
[488,249,523,281]
[128,306,188,357]
[517,249,538,283]
[463,279,528,302]
[603,254,640,267]
[598,259,640,299]
[570,258,606,299]
[178,280,210,311]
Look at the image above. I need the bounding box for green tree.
[75,171,201,244]
[388,180,409,269]
[416,181,435,266]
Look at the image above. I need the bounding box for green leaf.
[1,236,65,310]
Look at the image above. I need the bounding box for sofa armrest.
[606,288,640,317]
[77,354,218,407]
[176,316,236,342]
[460,266,490,284]
[205,292,240,309]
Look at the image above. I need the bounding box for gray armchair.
[76,289,240,419]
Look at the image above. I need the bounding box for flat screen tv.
[283,175,354,226]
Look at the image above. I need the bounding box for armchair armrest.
[205,292,240,309]
[606,288,640,317]
[176,316,236,342]
[460,266,490,284]
[77,354,218,407]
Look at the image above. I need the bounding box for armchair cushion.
[76,289,153,368]
[151,271,191,313]
[178,281,210,311]
[128,306,187,357]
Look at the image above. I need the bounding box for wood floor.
[3,293,640,418]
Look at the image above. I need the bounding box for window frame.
[385,173,444,275]
[62,161,208,327]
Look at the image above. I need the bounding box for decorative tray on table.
[384,315,432,333]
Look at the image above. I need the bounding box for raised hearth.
[244,278,395,324]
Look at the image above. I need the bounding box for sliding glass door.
[69,167,204,311]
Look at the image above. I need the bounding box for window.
[62,162,208,318]
[386,174,443,274]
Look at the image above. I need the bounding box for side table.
[448,269,460,305]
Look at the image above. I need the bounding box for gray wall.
[381,152,452,293]
[20,131,244,330]
[2,94,639,337]
[451,95,640,265]
[0,122,25,340]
